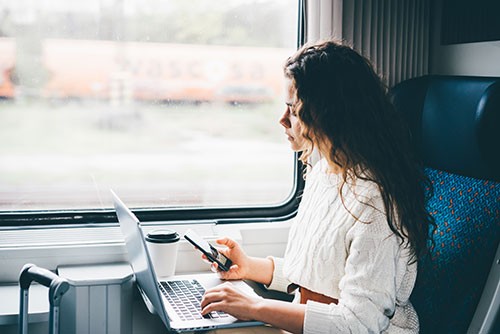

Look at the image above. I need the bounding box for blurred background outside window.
[0,0,297,212]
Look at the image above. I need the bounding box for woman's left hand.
[200,282,262,321]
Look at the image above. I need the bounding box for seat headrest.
[391,75,500,182]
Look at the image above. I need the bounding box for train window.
[0,0,299,224]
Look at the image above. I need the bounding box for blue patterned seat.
[413,169,500,333]
[391,75,500,333]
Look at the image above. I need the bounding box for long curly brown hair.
[284,40,434,261]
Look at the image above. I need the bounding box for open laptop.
[111,190,264,332]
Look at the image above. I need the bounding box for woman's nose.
[279,111,291,128]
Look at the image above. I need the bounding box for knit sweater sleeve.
[303,214,402,333]
[266,257,292,293]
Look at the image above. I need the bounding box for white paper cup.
[145,229,180,278]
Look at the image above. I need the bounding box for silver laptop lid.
[111,190,171,329]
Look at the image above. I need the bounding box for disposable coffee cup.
[145,229,180,278]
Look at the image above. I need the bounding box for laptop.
[111,190,264,332]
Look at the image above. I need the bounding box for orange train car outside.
[0,38,291,103]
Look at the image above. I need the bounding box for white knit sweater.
[267,159,419,333]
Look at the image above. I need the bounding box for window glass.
[0,0,297,211]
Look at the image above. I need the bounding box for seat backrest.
[391,75,500,333]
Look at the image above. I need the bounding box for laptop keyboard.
[159,279,229,321]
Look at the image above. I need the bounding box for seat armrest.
[467,243,500,334]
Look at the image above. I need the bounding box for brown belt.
[289,284,339,305]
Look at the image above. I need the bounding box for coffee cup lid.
[145,229,180,243]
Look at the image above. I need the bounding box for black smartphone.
[183,229,232,272]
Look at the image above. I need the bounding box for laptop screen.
[111,190,171,328]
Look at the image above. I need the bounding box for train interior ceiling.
[0,0,500,334]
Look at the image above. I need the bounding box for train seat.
[390,75,500,333]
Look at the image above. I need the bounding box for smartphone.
[183,229,232,272]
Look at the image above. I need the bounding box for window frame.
[0,0,306,228]
[0,157,305,227]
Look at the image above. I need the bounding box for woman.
[200,40,434,333]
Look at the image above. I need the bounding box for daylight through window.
[0,0,298,212]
